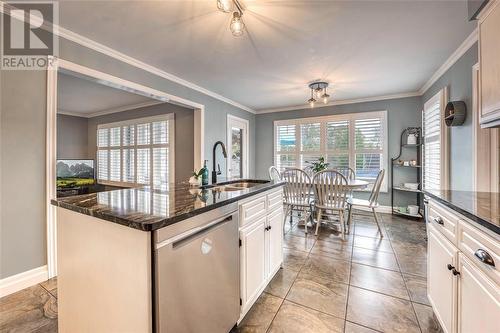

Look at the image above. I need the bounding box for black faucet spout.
[212,141,227,184]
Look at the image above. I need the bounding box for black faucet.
[212,141,227,184]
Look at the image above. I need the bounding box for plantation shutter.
[423,92,442,190]
[326,120,349,168]
[97,115,173,190]
[354,117,383,183]
[275,124,297,169]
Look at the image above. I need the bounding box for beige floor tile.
[268,300,344,333]
[0,285,57,333]
[284,234,315,252]
[283,248,309,272]
[265,269,298,298]
[346,287,420,333]
[397,252,427,277]
[413,303,443,333]
[350,263,409,300]
[237,293,283,333]
[352,247,400,271]
[310,239,352,261]
[353,224,387,238]
[286,273,348,318]
[404,273,430,305]
[344,321,380,333]
[353,235,393,253]
[302,254,351,284]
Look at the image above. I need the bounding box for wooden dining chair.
[281,168,313,234]
[346,169,385,237]
[312,170,349,239]
[268,166,281,182]
[335,166,355,180]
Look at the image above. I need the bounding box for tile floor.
[0,212,442,333]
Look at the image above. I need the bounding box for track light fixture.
[217,0,245,37]
[308,81,331,107]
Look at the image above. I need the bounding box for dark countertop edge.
[51,182,284,232]
[424,191,500,235]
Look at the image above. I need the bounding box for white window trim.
[97,114,175,189]
[273,110,388,192]
[423,88,449,191]
[226,114,249,178]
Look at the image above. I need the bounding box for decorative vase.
[189,176,201,186]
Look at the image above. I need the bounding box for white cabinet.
[479,0,500,128]
[426,197,500,333]
[428,224,458,333]
[240,216,266,312]
[457,253,500,333]
[267,208,283,277]
[238,188,284,320]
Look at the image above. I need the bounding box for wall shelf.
[390,127,424,220]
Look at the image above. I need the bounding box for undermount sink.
[203,180,268,192]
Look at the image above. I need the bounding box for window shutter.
[275,124,297,169]
[423,96,442,190]
[354,118,383,183]
[326,120,349,168]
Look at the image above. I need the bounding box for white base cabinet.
[239,188,283,321]
[426,198,500,333]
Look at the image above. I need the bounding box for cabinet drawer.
[428,201,459,245]
[267,189,283,214]
[240,195,267,228]
[458,219,500,284]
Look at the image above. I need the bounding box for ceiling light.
[217,0,233,13]
[230,11,245,37]
[307,81,330,108]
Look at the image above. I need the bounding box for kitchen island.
[423,190,499,333]
[51,179,284,333]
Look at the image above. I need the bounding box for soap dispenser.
[201,160,209,186]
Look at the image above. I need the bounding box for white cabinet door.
[240,216,266,311]
[267,209,283,276]
[428,224,459,333]
[457,253,500,333]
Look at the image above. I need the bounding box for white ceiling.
[56,0,476,111]
[57,72,155,116]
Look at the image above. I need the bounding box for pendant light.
[216,0,233,13]
[307,82,331,108]
[230,11,245,36]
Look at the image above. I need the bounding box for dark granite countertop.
[424,190,500,235]
[51,179,284,231]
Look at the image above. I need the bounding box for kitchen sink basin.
[202,180,269,192]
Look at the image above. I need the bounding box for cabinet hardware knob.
[268,226,272,230]
[474,249,495,267]
[451,268,460,276]
[423,199,429,204]
[434,217,444,225]
[447,264,454,271]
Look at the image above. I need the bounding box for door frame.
[46,56,205,278]
[226,114,249,178]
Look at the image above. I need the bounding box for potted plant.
[305,156,329,173]
[189,169,203,186]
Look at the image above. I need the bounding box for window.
[97,114,174,191]
[227,115,249,178]
[274,111,388,190]
[423,89,448,190]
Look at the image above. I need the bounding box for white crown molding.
[58,100,165,118]
[0,265,48,298]
[419,28,478,94]
[0,2,255,114]
[256,92,421,114]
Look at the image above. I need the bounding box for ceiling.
[57,72,155,116]
[56,0,476,111]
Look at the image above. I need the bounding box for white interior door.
[227,115,249,178]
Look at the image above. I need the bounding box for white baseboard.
[353,205,392,214]
[0,265,48,298]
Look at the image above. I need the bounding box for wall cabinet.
[239,188,283,320]
[426,198,500,333]
[479,0,500,128]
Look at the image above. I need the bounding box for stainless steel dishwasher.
[154,203,239,333]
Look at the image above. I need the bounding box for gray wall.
[57,114,90,159]
[87,103,195,182]
[255,97,423,207]
[422,43,478,192]
[0,34,255,278]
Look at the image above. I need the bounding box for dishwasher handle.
[156,214,234,250]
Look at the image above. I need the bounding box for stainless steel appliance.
[154,203,239,333]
